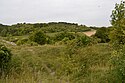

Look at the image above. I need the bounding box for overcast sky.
[0,0,120,26]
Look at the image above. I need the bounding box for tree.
[109,1,125,82]
[109,1,125,46]
[110,1,125,27]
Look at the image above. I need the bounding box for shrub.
[108,45,125,83]
[29,31,47,45]
[76,35,91,46]
[54,32,76,41]
[67,35,92,56]
[108,1,125,82]
[109,28,125,49]
[0,44,12,75]
[95,27,110,43]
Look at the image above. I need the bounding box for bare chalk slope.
[83,30,96,37]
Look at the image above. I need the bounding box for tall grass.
[0,40,113,82]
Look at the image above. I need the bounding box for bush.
[29,31,47,45]
[95,27,110,43]
[68,35,91,47]
[109,28,125,49]
[54,32,76,41]
[76,35,91,46]
[0,44,12,75]
[108,45,125,83]
[67,35,92,56]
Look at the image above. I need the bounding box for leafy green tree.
[111,1,125,27]
[110,1,125,46]
[109,1,125,82]
[109,28,125,49]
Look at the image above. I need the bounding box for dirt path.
[83,29,96,37]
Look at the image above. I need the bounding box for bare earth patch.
[83,30,96,37]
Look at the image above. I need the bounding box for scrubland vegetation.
[1,1,125,83]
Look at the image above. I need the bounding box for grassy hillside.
[0,35,113,83]
[0,22,92,37]
[2,19,123,83]
[1,1,125,82]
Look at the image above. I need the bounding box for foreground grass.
[0,41,113,83]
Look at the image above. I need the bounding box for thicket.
[0,22,91,37]
[29,31,48,45]
[107,1,125,82]
[95,27,111,43]
[54,32,76,41]
[0,44,12,76]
